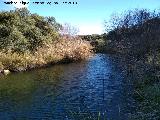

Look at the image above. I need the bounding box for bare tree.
[59,23,79,36]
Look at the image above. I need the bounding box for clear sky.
[1,0,160,35]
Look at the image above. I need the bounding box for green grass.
[132,77,160,120]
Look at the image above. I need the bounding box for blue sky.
[1,0,160,35]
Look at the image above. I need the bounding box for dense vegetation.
[104,9,160,119]
[79,34,107,53]
[0,8,61,53]
[0,7,160,119]
[0,8,93,73]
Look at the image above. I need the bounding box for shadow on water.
[0,54,134,120]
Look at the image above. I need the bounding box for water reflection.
[0,54,133,120]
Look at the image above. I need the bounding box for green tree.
[0,8,61,53]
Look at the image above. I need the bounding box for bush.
[0,37,93,72]
[0,8,93,72]
[0,8,61,53]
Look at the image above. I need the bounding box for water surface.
[0,54,134,120]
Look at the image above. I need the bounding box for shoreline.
[0,55,92,75]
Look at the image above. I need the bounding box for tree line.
[104,9,160,67]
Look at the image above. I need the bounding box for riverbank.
[97,9,160,119]
[108,54,160,119]
[0,8,93,75]
[0,38,93,75]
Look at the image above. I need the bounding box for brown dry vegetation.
[0,37,93,72]
[0,8,93,73]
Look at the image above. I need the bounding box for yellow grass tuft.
[0,37,93,72]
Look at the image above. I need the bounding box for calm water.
[0,54,135,120]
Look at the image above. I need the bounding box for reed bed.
[0,37,93,72]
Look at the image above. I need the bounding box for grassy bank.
[0,38,93,73]
[131,73,160,120]
[0,8,93,74]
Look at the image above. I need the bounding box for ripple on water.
[0,54,134,120]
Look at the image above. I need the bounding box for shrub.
[0,8,61,53]
[0,37,93,72]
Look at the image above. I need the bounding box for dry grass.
[0,37,93,72]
